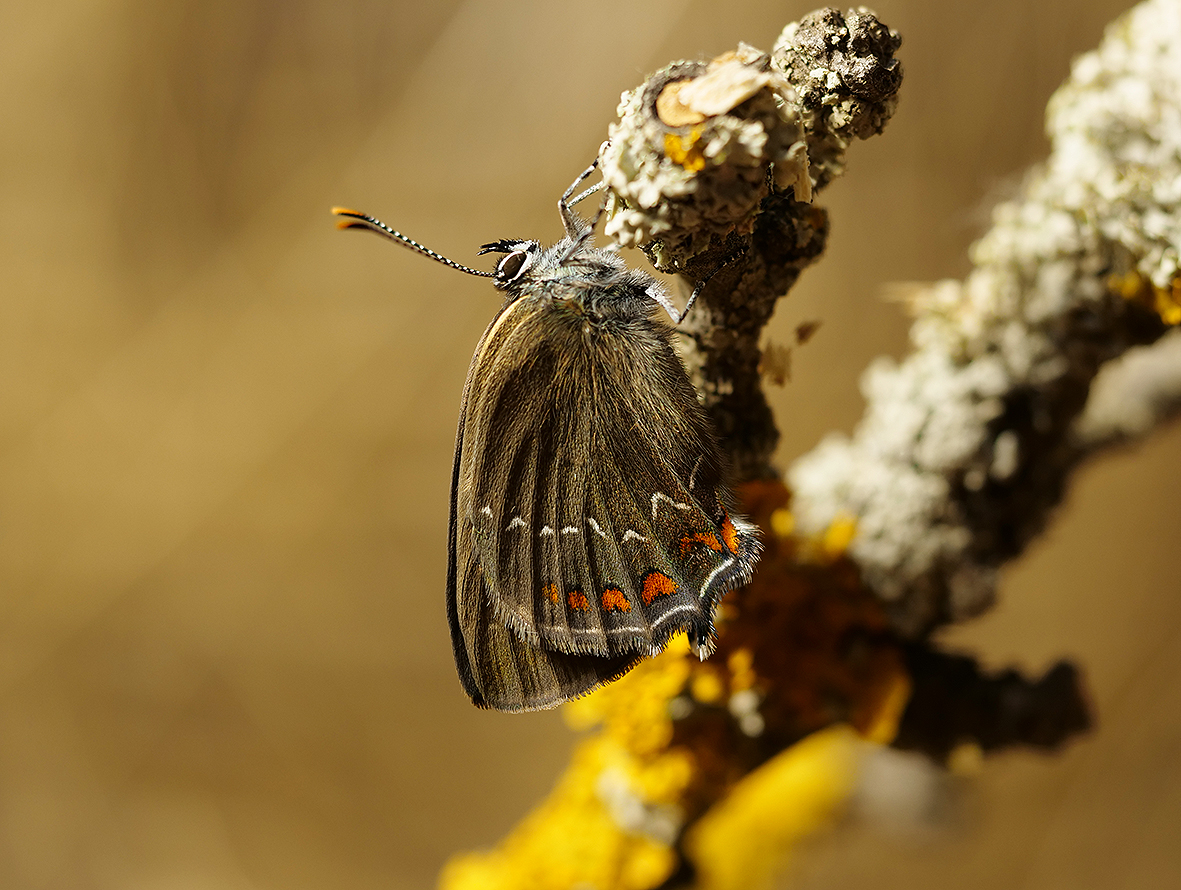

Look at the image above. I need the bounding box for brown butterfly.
[334,160,760,711]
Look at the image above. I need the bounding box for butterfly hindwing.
[582,424,760,658]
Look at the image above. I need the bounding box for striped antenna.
[332,208,494,278]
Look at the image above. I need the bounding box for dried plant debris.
[794,319,822,344]
[759,341,792,387]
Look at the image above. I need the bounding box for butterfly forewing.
[449,539,641,711]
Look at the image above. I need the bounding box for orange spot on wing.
[544,583,560,605]
[679,531,723,555]
[600,587,631,612]
[721,515,740,554]
[567,589,589,611]
[641,572,678,605]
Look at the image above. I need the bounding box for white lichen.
[790,0,1181,633]
[1074,328,1181,447]
[601,48,808,260]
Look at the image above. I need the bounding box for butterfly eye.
[495,250,531,286]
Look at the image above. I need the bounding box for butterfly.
[334,159,761,711]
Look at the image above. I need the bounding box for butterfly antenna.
[332,207,494,278]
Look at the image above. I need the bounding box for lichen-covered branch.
[789,0,1181,634]
[600,8,901,480]
[440,3,1181,888]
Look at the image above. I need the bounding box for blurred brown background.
[1,0,1178,888]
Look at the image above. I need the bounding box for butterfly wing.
[447,303,641,710]
[448,534,641,711]
[447,292,759,709]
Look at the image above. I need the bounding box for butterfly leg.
[558,142,612,242]
[675,247,747,324]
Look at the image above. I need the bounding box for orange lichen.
[602,587,632,612]
[642,572,678,605]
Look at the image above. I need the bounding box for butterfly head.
[477,239,540,291]
[332,166,682,322]
[477,235,639,305]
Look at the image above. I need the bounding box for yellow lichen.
[440,736,677,890]
[619,840,679,890]
[820,512,857,559]
[947,741,984,776]
[565,636,692,755]
[685,726,863,890]
[663,129,707,172]
[632,747,696,804]
[1111,270,1181,325]
[860,670,911,745]
[1156,280,1181,325]
[726,648,757,694]
[690,665,726,704]
[769,507,795,539]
